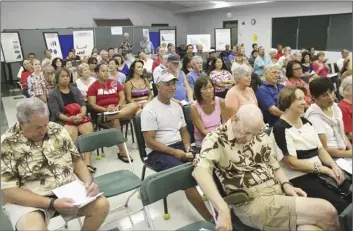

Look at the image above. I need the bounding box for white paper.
[143,29,150,41]
[180,100,189,106]
[336,158,352,174]
[160,29,176,47]
[73,30,94,57]
[52,180,104,208]
[187,34,211,52]
[309,71,316,76]
[1,32,23,63]
[44,33,63,59]
[111,27,123,35]
[100,110,120,116]
[327,73,338,78]
[215,29,231,51]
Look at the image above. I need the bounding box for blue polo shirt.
[256,82,285,126]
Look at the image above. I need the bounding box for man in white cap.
[141,71,213,222]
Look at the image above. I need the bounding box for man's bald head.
[231,105,265,143]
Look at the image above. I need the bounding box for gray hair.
[124,33,129,37]
[339,76,352,97]
[191,56,203,67]
[264,64,280,73]
[16,98,49,123]
[269,48,277,55]
[283,46,291,52]
[232,66,251,82]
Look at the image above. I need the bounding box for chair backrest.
[76,128,125,153]
[140,163,197,206]
[132,115,148,161]
[182,104,195,144]
[0,191,14,231]
[339,203,352,231]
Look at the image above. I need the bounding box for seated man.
[193,104,340,231]
[141,72,213,222]
[1,98,109,231]
[256,64,284,126]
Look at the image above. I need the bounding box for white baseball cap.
[155,71,177,84]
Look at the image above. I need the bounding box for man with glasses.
[256,64,285,126]
[141,72,213,223]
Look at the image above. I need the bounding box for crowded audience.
[3,29,352,231]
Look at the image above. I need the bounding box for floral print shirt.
[194,119,280,195]
[209,70,233,93]
[1,122,80,196]
[119,40,133,52]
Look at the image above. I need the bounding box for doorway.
[223,20,238,46]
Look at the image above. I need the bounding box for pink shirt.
[286,78,312,105]
[225,86,257,114]
[312,61,329,77]
[209,70,233,93]
[193,97,222,147]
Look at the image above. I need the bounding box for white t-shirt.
[76,77,96,99]
[144,58,154,73]
[305,103,344,149]
[337,58,345,71]
[141,97,186,154]
[271,117,322,180]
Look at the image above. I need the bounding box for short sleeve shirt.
[87,79,124,107]
[141,98,186,154]
[194,119,280,195]
[338,100,352,133]
[271,118,322,180]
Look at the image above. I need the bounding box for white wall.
[185,1,352,63]
[0,1,187,45]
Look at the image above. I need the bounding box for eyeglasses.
[293,67,302,71]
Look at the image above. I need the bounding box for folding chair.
[182,104,195,144]
[75,128,142,226]
[140,163,215,231]
[339,203,352,231]
[132,115,170,220]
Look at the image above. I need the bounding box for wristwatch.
[314,161,322,174]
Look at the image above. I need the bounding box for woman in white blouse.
[76,63,96,101]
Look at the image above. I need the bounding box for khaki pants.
[231,181,297,231]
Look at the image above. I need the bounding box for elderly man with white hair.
[186,56,206,90]
[119,32,133,53]
[193,104,341,231]
[277,46,292,69]
[152,54,169,83]
[338,76,353,141]
[269,48,278,65]
[1,98,109,231]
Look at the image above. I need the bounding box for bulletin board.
[214,28,231,51]
[186,34,211,52]
[43,32,63,59]
[1,32,24,63]
[160,29,176,47]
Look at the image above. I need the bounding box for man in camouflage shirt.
[119,33,133,53]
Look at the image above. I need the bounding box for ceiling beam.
[172,1,271,14]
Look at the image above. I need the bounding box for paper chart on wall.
[73,30,94,57]
[186,34,211,52]
[43,33,63,59]
[111,27,123,35]
[1,32,23,63]
[215,29,231,51]
[160,29,176,46]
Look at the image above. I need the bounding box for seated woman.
[76,63,96,101]
[88,57,98,78]
[301,51,314,83]
[209,57,234,98]
[338,76,352,142]
[64,60,78,83]
[125,60,152,110]
[114,54,129,76]
[27,59,48,102]
[312,52,329,77]
[87,64,139,163]
[225,66,257,119]
[20,60,33,98]
[191,76,227,150]
[285,60,312,108]
[272,86,350,214]
[108,58,126,84]
[51,57,63,71]
[48,67,95,172]
[305,77,352,158]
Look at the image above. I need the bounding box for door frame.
[223,20,238,46]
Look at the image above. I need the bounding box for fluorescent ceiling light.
[209,1,229,7]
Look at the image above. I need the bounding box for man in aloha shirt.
[1,97,109,231]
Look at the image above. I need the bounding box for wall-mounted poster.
[215,28,231,51]
[111,27,123,35]
[1,32,23,63]
[159,29,176,47]
[143,29,150,40]
[73,30,94,57]
[186,34,211,52]
[43,32,63,59]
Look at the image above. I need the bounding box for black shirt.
[60,90,76,106]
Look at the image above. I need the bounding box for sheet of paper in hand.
[52,180,104,208]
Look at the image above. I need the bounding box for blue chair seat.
[95,170,142,198]
[176,221,215,231]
